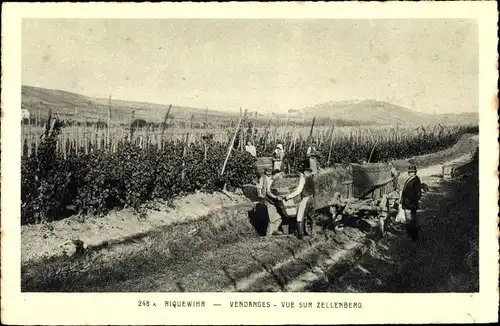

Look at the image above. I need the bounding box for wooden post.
[107,95,111,149]
[187,114,194,144]
[44,108,53,138]
[289,130,296,151]
[27,135,32,158]
[367,139,379,163]
[181,114,194,182]
[239,107,243,150]
[130,110,135,142]
[145,123,150,150]
[205,106,208,129]
[83,112,87,154]
[27,113,32,157]
[262,115,273,150]
[96,128,100,150]
[62,135,67,160]
[326,126,335,166]
[252,111,257,142]
[160,104,172,150]
[220,109,246,177]
[308,117,316,140]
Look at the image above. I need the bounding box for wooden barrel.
[255,157,273,175]
[350,163,392,198]
[312,167,352,209]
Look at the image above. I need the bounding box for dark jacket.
[401,175,422,210]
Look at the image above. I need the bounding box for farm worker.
[257,168,273,201]
[305,147,319,174]
[273,144,285,172]
[245,141,257,158]
[256,168,283,236]
[400,164,423,241]
[261,169,290,236]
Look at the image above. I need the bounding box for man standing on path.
[401,164,423,241]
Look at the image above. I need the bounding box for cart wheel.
[304,209,316,237]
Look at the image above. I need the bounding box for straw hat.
[408,164,417,172]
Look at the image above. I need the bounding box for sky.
[22,19,478,114]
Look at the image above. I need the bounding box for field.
[20,110,478,226]
[22,122,472,154]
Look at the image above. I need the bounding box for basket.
[270,174,301,197]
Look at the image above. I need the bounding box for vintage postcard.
[1,1,498,325]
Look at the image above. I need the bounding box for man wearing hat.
[273,143,285,172]
[401,164,423,241]
[305,146,320,174]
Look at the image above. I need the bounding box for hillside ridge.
[293,99,477,125]
[21,85,477,126]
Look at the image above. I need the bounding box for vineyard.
[20,109,478,225]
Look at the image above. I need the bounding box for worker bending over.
[257,168,306,236]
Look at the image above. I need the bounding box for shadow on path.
[313,160,479,293]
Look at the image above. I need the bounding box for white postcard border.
[1,2,498,325]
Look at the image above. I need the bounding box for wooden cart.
[243,163,401,239]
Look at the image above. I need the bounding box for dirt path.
[311,153,479,293]
[64,152,477,293]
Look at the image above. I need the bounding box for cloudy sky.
[22,19,478,114]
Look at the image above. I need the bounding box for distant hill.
[20,86,364,127]
[21,85,238,126]
[291,99,478,125]
[21,86,477,127]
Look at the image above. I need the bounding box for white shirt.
[245,145,257,157]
